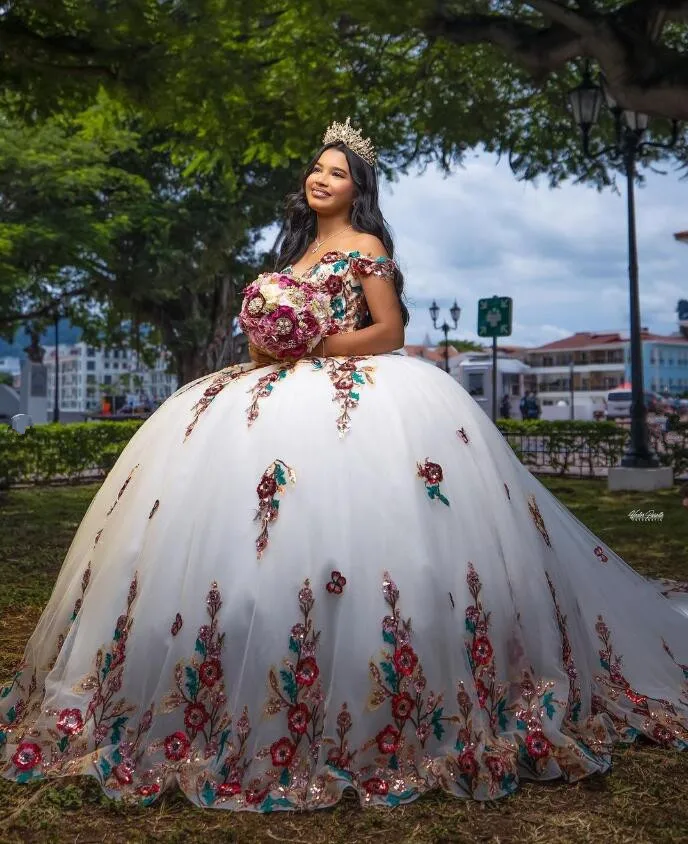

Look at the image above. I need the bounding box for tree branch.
[422,1,688,121]
[525,0,597,36]
[0,284,96,329]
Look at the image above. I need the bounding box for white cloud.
[380,154,688,348]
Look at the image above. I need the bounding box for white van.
[606,389,660,419]
[606,389,632,419]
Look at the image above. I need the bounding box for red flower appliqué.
[363,777,389,795]
[417,458,450,506]
[295,657,319,687]
[525,730,552,759]
[56,708,84,736]
[391,692,414,721]
[287,703,310,735]
[137,783,161,797]
[184,702,210,733]
[199,658,222,687]
[113,760,135,785]
[164,731,191,761]
[270,737,296,767]
[375,725,400,755]
[326,570,347,595]
[472,636,493,666]
[11,742,42,772]
[257,475,278,500]
[418,460,442,484]
[393,644,418,677]
[457,747,478,777]
[216,781,242,797]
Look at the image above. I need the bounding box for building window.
[87,347,96,357]
[467,373,484,397]
[87,360,95,371]
[104,375,112,385]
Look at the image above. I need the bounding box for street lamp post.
[569,360,575,421]
[53,313,60,424]
[568,64,679,468]
[429,299,461,374]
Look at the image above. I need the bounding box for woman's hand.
[248,342,280,368]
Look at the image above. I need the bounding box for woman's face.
[304,148,356,217]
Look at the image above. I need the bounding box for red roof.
[531,331,688,352]
[405,344,460,363]
[674,231,688,242]
[530,332,624,351]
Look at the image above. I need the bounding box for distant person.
[500,393,511,419]
[525,391,541,420]
[519,394,528,420]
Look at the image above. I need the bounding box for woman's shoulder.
[347,233,389,259]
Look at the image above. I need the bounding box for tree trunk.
[23,329,46,363]
[175,347,207,388]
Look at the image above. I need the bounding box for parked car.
[606,389,663,419]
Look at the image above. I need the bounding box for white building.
[43,343,178,416]
[0,355,21,387]
[525,332,627,409]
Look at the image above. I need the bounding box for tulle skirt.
[2,354,687,810]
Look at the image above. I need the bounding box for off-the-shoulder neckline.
[283,250,392,280]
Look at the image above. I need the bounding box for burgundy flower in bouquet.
[239,273,334,360]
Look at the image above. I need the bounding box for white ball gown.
[2,249,688,812]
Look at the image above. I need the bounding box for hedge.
[0,421,145,489]
[497,417,688,478]
[1,416,686,488]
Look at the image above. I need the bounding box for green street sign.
[477,296,512,338]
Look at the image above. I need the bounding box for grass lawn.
[1,478,687,843]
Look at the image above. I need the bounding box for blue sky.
[378,152,688,349]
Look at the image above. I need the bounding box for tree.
[0,92,148,340]
[0,91,304,383]
[2,2,685,185]
[440,339,485,353]
[418,1,688,122]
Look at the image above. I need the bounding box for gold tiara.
[322,117,376,166]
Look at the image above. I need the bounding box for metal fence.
[497,420,688,479]
[496,428,625,477]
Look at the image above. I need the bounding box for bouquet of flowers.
[239,273,336,360]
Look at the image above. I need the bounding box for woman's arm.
[317,236,405,356]
[321,315,404,356]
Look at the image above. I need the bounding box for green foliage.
[0,93,148,341]
[0,420,143,488]
[441,340,485,352]
[1,0,686,385]
[498,419,629,476]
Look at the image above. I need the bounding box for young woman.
[2,119,687,812]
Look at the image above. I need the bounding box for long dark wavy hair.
[274,142,409,327]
